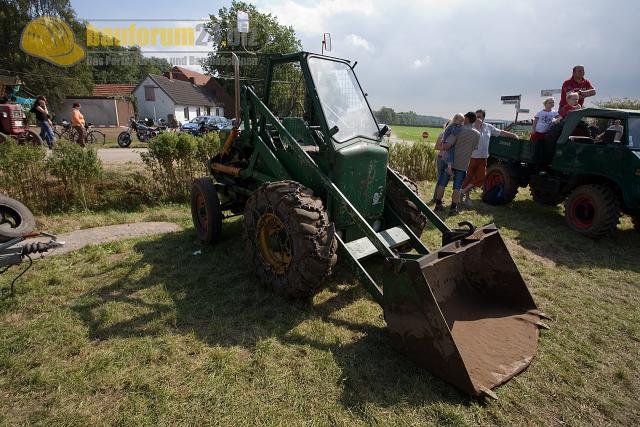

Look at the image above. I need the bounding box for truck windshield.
[629,117,640,149]
[308,57,379,142]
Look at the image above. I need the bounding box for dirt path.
[98,148,148,164]
[19,222,181,257]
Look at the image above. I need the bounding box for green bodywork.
[208,51,544,397]
[489,108,640,212]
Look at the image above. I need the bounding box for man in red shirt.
[558,65,596,110]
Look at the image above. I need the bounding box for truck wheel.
[191,177,223,244]
[0,195,36,243]
[564,185,620,239]
[244,180,337,299]
[529,184,565,206]
[387,171,427,238]
[483,163,518,205]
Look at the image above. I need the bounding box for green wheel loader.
[484,108,640,238]
[191,52,548,398]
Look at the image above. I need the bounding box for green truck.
[484,107,640,238]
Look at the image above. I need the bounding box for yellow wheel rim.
[256,212,292,274]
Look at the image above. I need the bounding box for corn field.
[388,141,438,182]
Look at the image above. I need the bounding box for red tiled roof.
[170,66,211,86]
[92,84,136,96]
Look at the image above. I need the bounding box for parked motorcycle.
[117,117,164,148]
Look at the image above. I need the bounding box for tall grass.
[388,141,437,182]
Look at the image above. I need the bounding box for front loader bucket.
[382,224,546,397]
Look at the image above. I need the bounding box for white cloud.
[346,34,373,52]
[412,56,431,69]
[260,0,378,35]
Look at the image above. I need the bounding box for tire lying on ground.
[243,180,337,299]
[482,162,519,205]
[564,184,620,239]
[0,195,36,242]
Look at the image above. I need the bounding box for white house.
[133,74,224,125]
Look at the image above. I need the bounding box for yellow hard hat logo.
[20,16,85,67]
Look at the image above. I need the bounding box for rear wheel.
[23,130,43,146]
[191,177,223,244]
[483,163,518,205]
[387,171,427,239]
[244,180,337,299]
[529,183,565,206]
[0,195,36,243]
[564,184,620,239]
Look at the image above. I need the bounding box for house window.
[144,86,155,101]
[184,107,189,120]
[206,107,211,115]
[196,107,201,116]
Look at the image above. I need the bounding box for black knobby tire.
[117,131,132,148]
[24,130,44,146]
[529,183,565,206]
[387,171,427,239]
[243,180,337,299]
[483,162,518,205]
[0,132,7,143]
[0,195,36,243]
[564,184,620,239]
[191,177,223,244]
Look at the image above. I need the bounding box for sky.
[71,0,640,121]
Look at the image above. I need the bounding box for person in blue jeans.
[433,112,481,215]
[431,114,463,203]
[30,95,55,149]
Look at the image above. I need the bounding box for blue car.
[181,116,212,132]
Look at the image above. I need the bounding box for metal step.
[344,226,410,261]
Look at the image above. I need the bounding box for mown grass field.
[1,183,639,425]
[391,125,443,143]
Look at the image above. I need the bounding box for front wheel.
[244,180,337,299]
[482,163,518,205]
[117,131,132,148]
[564,184,620,239]
[387,171,427,239]
[191,177,223,244]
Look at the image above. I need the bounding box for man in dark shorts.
[433,112,480,215]
[558,65,596,110]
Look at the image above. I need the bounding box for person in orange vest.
[71,102,86,147]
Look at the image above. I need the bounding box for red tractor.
[0,76,43,145]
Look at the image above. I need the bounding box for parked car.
[181,116,212,132]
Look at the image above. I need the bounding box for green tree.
[202,1,302,92]
[89,45,172,84]
[0,0,93,111]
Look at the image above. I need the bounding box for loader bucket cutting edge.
[382,224,544,397]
